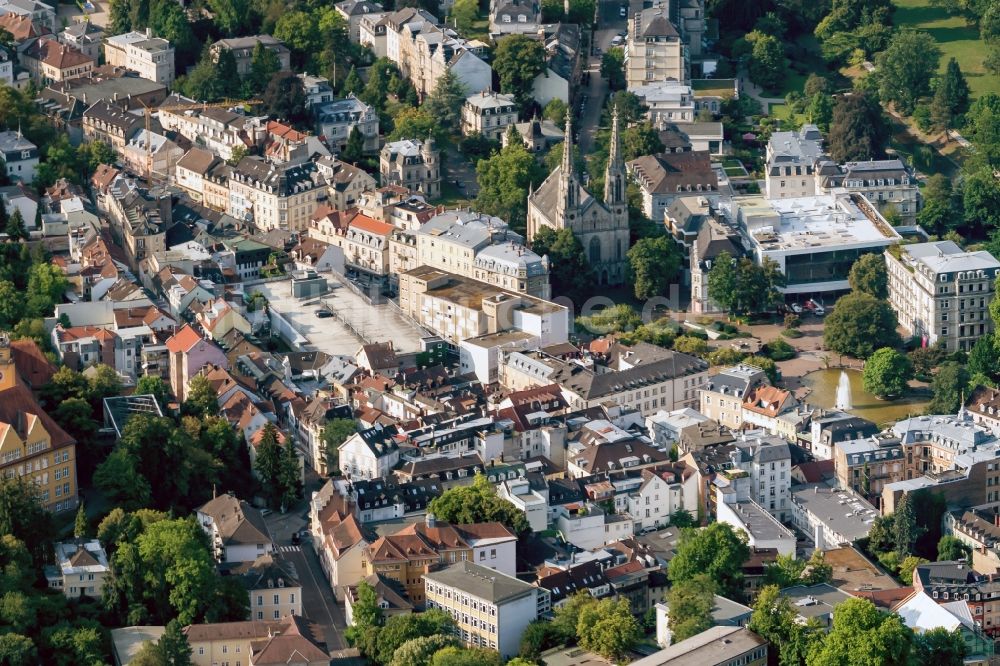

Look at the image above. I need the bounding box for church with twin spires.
[527,107,631,286]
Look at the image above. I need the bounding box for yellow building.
[0,335,78,513]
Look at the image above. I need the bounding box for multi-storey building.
[103,29,175,86]
[731,435,793,522]
[826,160,921,224]
[45,539,109,598]
[398,266,569,347]
[165,324,229,402]
[461,91,518,141]
[833,433,904,507]
[0,335,78,513]
[315,94,380,153]
[82,101,143,152]
[424,560,543,659]
[336,0,385,41]
[699,364,768,430]
[489,0,540,35]
[196,494,275,564]
[363,517,517,602]
[315,156,376,210]
[60,21,104,59]
[342,214,393,277]
[210,35,291,74]
[235,553,302,621]
[628,152,719,222]
[21,36,94,84]
[158,94,267,162]
[379,138,440,198]
[185,616,329,666]
[414,210,550,298]
[765,125,824,199]
[228,157,327,232]
[0,130,38,184]
[689,216,742,314]
[625,6,687,88]
[886,240,1000,352]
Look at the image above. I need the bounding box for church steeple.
[557,109,577,216]
[604,105,625,206]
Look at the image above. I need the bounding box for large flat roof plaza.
[728,193,901,295]
[252,277,425,356]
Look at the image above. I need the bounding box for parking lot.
[253,277,426,356]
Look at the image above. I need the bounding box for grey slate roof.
[424,560,536,603]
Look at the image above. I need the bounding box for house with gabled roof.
[165,324,228,401]
[45,539,110,598]
[197,493,274,563]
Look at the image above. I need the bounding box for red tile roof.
[165,324,204,354]
[349,214,393,236]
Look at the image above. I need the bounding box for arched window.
[589,237,601,264]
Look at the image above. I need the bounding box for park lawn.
[894,0,1000,98]
[769,103,806,126]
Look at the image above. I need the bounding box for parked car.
[611,35,623,46]
[619,5,627,17]
[316,310,334,318]
[807,299,825,315]
[790,302,803,314]
[291,532,301,545]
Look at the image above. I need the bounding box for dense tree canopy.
[827,94,889,163]
[862,347,913,398]
[493,35,546,114]
[847,253,888,299]
[823,292,901,359]
[876,29,942,115]
[427,473,530,536]
[668,523,750,600]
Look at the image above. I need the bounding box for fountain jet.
[836,370,853,411]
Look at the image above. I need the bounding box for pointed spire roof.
[607,105,621,170]
[561,109,574,178]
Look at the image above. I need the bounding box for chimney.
[425,512,436,528]
[994,511,1000,528]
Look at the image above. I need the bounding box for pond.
[801,368,930,428]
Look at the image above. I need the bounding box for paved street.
[443,144,480,198]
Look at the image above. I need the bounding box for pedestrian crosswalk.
[278,545,301,553]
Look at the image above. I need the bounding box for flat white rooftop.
[737,193,900,253]
[253,277,425,356]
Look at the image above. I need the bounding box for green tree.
[0,478,55,565]
[747,31,787,91]
[389,635,458,666]
[912,627,966,666]
[600,47,626,91]
[968,336,1000,381]
[475,137,544,234]
[806,597,913,666]
[493,35,546,114]
[0,633,36,666]
[706,251,739,313]
[450,0,478,32]
[430,647,502,666]
[750,585,823,666]
[88,363,123,407]
[937,535,971,562]
[804,550,833,585]
[263,72,308,126]
[622,122,665,160]
[136,376,171,407]
[805,93,835,131]
[245,42,282,97]
[343,66,364,96]
[823,292,901,359]
[276,437,302,510]
[374,610,456,665]
[25,261,68,318]
[931,58,970,129]
[627,236,681,299]
[74,502,88,539]
[876,29,942,115]
[544,98,568,127]
[94,450,153,511]
[670,509,697,528]
[5,208,25,241]
[927,362,970,414]
[893,492,919,558]
[387,107,439,142]
[254,423,284,507]
[827,93,889,162]
[322,418,356,475]
[135,517,219,625]
[182,375,218,417]
[519,620,563,660]
[898,555,929,582]
[577,597,640,662]
[917,174,957,236]
[427,473,530,536]
[667,574,716,643]
[424,70,468,134]
[962,167,1000,236]
[208,0,252,36]
[342,126,366,164]
[530,225,595,305]
[668,523,750,600]
[862,347,912,398]
[848,253,888,298]
[0,280,21,330]
[764,553,808,587]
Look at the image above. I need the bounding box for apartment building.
[315,156,376,211]
[0,130,38,184]
[21,37,94,84]
[104,29,175,85]
[886,240,1000,352]
[315,94,380,153]
[121,130,183,181]
[197,494,275,563]
[45,539,109,598]
[175,148,223,202]
[210,35,291,75]
[630,80,694,124]
[628,152,719,222]
[336,0,385,41]
[489,0,540,35]
[82,101,143,152]
[235,554,302,621]
[731,435,793,522]
[833,434,904,506]
[0,336,78,513]
[765,125,824,199]
[158,94,267,162]
[379,138,440,198]
[690,216,742,314]
[342,214,393,277]
[0,0,55,32]
[461,91,518,141]
[828,160,921,224]
[228,156,326,232]
[338,424,401,480]
[414,210,551,298]
[398,266,569,347]
[165,324,229,401]
[698,363,768,429]
[625,6,687,88]
[635,626,767,666]
[424,560,542,659]
[60,21,104,59]
[185,616,329,666]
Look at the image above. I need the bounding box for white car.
[611,35,623,46]
[619,5,627,16]
[790,303,803,314]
